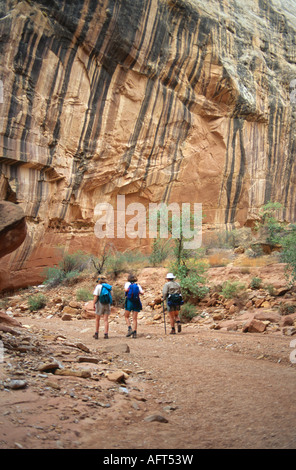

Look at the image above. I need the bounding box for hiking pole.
[162,300,167,335]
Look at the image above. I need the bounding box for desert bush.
[180,302,198,322]
[43,250,91,287]
[76,288,93,302]
[265,284,275,296]
[59,251,90,274]
[279,302,296,315]
[170,261,209,303]
[28,293,47,311]
[221,280,246,299]
[255,201,284,245]
[280,224,296,284]
[149,238,171,266]
[63,270,83,285]
[43,266,65,287]
[123,250,149,268]
[105,252,129,278]
[250,277,262,289]
[180,274,209,303]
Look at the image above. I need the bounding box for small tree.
[167,211,208,303]
[281,224,296,284]
[90,244,111,276]
[256,201,284,245]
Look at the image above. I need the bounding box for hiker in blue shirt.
[93,275,112,340]
[124,274,143,338]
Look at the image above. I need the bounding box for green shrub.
[169,260,209,303]
[221,280,245,299]
[105,252,128,278]
[64,270,82,284]
[180,302,198,322]
[279,302,296,315]
[149,238,170,266]
[281,224,296,283]
[250,277,262,289]
[28,293,47,311]
[43,266,65,287]
[76,288,93,302]
[180,274,209,302]
[265,284,275,296]
[43,250,91,287]
[59,251,90,273]
[255,201,284,245]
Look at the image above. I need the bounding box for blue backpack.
[127,283,140,300]
[99,283,112,304]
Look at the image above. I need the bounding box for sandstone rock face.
[0,0,296,290]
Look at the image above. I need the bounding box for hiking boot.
[132,330,137,338]
[104,333,108,339]
[126,327,133,337]
[170,327,176,335]
[177,321,181,333]
[93,332,98,340]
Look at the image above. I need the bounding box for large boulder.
[0,201,27,258]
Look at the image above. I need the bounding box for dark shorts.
[166,301,181,312]
[125,298,142,312]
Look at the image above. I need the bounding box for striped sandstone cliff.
[0,0,295,290]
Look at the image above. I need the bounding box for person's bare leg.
[169,310,176,334]
[103,313,109,338]
[94,315,100,339]
[132,311,138,337]
[125,310,133,336]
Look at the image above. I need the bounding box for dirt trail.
[1,313,296,450]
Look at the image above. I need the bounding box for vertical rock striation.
[0,0,295,290]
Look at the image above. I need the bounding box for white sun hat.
[166,273,176,279]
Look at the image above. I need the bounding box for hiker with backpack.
[124,274,143,338]
[163,273,183,335]
[92,275,112,339]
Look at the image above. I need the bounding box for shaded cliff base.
[0,220,289,293]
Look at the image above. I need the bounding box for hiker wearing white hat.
[163,273,183,334]
[166,273,175,279]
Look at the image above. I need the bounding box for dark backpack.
[167,293,184,307]
[127,283,140,300]
[99,283,112,304]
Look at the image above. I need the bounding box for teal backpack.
[99,283,112,304]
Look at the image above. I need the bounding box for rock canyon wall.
[0,0,296,290]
